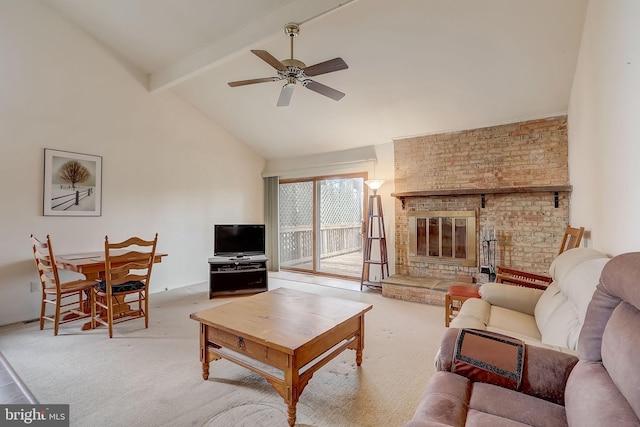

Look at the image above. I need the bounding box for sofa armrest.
[480,282,544,316]
[435,328,578,405]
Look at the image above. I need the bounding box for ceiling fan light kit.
[228,23,348,107]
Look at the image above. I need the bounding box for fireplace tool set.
[480,228,497,281]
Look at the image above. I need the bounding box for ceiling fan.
[228,23,348,107]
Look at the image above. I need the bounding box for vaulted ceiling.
[41,0,588,160]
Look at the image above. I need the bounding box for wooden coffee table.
[190,287,373,426]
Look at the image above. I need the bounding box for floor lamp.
[361,179,389,290]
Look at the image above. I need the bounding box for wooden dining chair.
[557,225,585,256]
[495,225,585,289]
[91,234,158,338]
[30,234,95,335]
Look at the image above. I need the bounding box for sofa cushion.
[536,258,610,349]
[557,257,610,323]
[404,371,470,427]
[450,297,542,341]
[534,249,609,350]
[488,306,541,340]
[565,361,639,427]
[451,298,491,329]
[601,302,640,419]
[452,299,544,346]
[480,282,543,315]
[469,382,568,427]
[533,284,566,334]
[548,247,607,283]
[465,409,532,426]
[534,289,582,350]
[405,371,569,427]
[580,252,640,362]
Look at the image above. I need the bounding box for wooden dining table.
[56,250,167,281]
[56,250,167,330]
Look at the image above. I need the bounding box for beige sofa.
[450,247,610,352]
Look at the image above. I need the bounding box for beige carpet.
[0,275,446,427]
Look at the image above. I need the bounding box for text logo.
[1,405,69,426]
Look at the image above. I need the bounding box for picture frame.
[43,148,103,216]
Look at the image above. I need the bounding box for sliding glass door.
[279,181,314,270]
[279,174,365,278]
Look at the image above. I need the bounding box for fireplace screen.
[409,211,477,266]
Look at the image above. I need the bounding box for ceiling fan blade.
[251,50,287,71]
[303,80,345,101]
[303,57,348,77]
[276,83,296,107]
[228,77,280,87]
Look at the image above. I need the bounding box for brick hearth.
[382,274,462,305]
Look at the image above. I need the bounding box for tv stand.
[208,255,268,298]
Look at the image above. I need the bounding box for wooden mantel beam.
[392,185,572,209]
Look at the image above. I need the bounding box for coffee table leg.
[287,404,296,427]
[284,355,300,426]
[201,352,222,380]
[199,323,221,380]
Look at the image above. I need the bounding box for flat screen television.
[214,224,265,257]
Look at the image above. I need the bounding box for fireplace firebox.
[408,210,477,267]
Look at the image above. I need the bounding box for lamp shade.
[365,179,385,192]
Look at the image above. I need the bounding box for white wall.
[568,0,640,255]
[0,1,265,325]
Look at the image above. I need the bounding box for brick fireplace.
[385,116,570,303]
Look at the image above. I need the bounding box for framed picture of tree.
[43,149,102,216]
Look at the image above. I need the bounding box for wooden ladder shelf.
[361,194,389,290]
